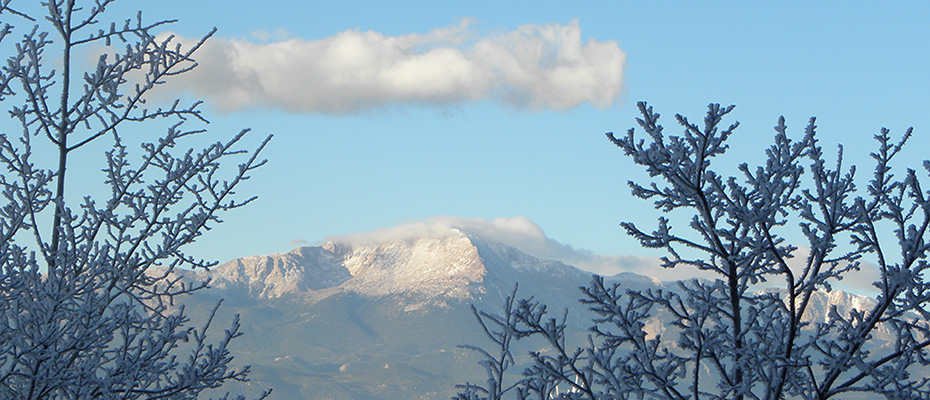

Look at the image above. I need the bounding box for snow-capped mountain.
[204,245,351,298]
[179,221,883,400]
[204,227,594,311]
[178,224,612,399]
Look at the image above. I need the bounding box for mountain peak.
[208,229,490,301]
[320,240,352,257]
[204,221,596,314]
[339,233,487,308]
[209,245,352,298]
[323,219,472,250]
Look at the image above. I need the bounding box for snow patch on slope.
[209,246,351,298]
[339,231,486,302]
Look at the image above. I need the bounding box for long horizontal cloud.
[166,19,625,114]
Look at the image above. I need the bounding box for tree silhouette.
[458,102,929,399]
[0,1,271,398]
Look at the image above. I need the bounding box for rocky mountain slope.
[176,224,884,399]
[179,227,600,399]
[202,228,593,311]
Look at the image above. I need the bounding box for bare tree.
[457,102,930,399]
[0,1,271,398]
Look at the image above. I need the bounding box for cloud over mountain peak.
[323,216,665,279]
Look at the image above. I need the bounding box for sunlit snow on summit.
[322,216,669,279]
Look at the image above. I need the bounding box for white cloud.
[287,238,310,247]
[163,19,625,113]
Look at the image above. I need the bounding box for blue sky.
[95,1,930,277]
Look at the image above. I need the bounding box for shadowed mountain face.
[180,226,881,399]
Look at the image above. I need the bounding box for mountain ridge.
[178,221,887,399]
[203,226,595,315]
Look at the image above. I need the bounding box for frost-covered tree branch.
[0,1,271,398]
[458,102,930,399]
